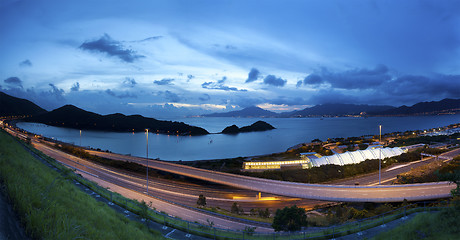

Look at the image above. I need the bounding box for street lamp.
[79,130,82,147]
[146,129,149,195]
[379,125,382,185]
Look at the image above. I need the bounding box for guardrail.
[16,134,457,240]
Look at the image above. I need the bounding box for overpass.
[90,150,456,202]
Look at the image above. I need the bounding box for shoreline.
[8,119,460,163]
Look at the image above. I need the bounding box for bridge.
[90,150,456,203]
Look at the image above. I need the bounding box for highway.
[8,123,457,203]
[89,149,457,202]
[32,142,274,231]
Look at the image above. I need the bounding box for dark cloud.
[201,77,247,92]
[123,77,137,87]
[159,90,181,102]
[19,59,32,67]
[4,77,23,88]
[303,74,323,85]
[296,80,302,88]
[47,83,65,100]
[187,74,195,82]
[138,36,163,42]
[305,65,391,89]
[79,34,144,63]
[225,45,237,50]
[105,89,137,98]
[198,94,211,101]
[263,75,287,87]
[71,82,80,91]
[154,78,174,85]
[305,72,460,106]
[245,68,260,83]
[381,74,460,100]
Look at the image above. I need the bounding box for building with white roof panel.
[309,147,406,167]
[242,146,407,171]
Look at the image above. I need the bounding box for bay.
[16,115,459,161]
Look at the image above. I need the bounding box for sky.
[1,0,459,118]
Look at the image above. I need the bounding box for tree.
[272,205,307,232]
[231,202,243,215]
[197,194,206,207]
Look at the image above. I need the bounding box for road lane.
[32,142,273,231]
[89,149,457,202]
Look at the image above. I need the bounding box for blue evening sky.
[1,0,459,118]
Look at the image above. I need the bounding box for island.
[221,121,275,134]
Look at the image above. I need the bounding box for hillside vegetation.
[0,130,162,239]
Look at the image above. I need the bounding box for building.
[242,146,408,171]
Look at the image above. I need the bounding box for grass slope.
[373,207,460,240]
[0,130,163,239]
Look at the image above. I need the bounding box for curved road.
[90,150,457,202]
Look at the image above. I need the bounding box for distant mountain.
[202,106,278,117]
[25,105,209,135]
[0,91,47,117]
[221,121,275,134]
[281,103,394,117]
[370,98,460,116]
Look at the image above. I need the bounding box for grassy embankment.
[373,199,460,240]
[0,130,163,239]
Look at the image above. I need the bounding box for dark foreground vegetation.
[0,130,162,239]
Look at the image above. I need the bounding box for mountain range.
[202,98,460,118]
[0,91,208,135]
[0,91,47,117]
[25,105,209,135]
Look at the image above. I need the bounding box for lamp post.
[146,129,149,195]
[79,130,82,147]
[379,125,382,185]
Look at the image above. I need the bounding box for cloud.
[198,93,211,101]
[305,72,460,106]
[296,80,302,88]
[201,77,247,91]
[158,90,181,102]
[138,36,163,42]
[381,74,460,99]
[187,74,194,82]
[71,82,80,91]
[245,68,260,83]
[0,84,67,110]
[305,65,391,89]
[123,77,137,88]
[303,74,323,85]
[268,96,308,106]
[79,34,144,63]
[19,59,32,67]
[263,75,287,87]
[4,77,23,88]
[105,89,137,98]
[47,83,65,100]
[154,78,174,85]
[307,89,358,105]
